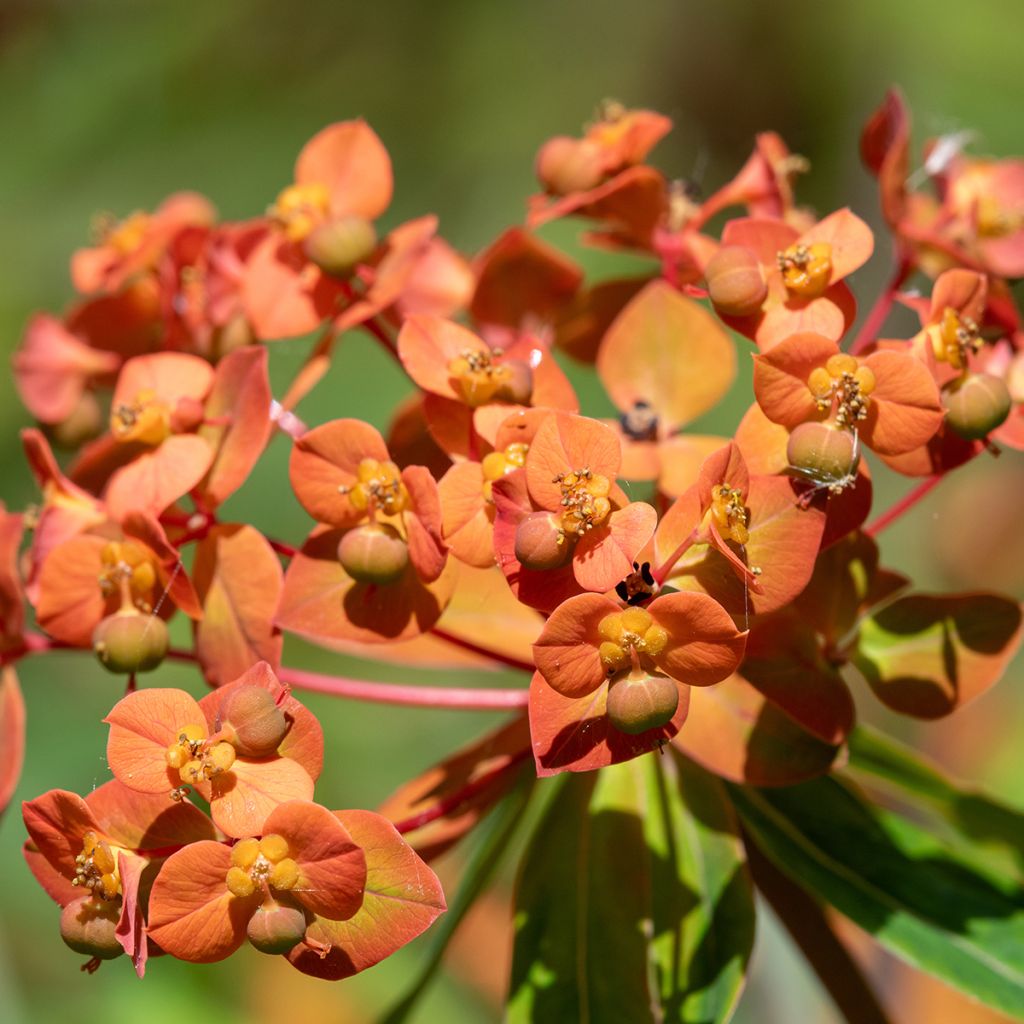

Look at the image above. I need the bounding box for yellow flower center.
[597,607,669,676]
[226,835,300,898]
[73,830,121,901]
[480,442,529,501]
[709,483,750,545]
[94,211,151,254]
[340,458,410,518]
[110,389,172,446]
[806,353,876,429]
[165,723,237,786]
[932,307,981,371]
[974,195,1024,239]
[554,467,611,540]
[99,540,158,612]
[270,182,331,243]
[447,349,514,407]
[777,242,833,298]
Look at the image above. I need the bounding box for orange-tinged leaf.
[112,351,213,410]
[525,413,621,511]
[22,789,105,879]
[402,465,447,582]
[799,208,874,281]
[438,462,494,568]
[861,349,943,456]
[573,501,657,593]
[106,688,207,794]
[853,593,1024,718]
[197,346,273,507]
[0,669,24,818]
[753,332,839,428]
[147,841,253,962]
[86,781,217,850]
[116,850,149,976]
[295,119,393,221]
[23,841,78,906]
[533,593,618,698]
[123,510,204,620]
[105,434,215,520]
[657,434,732,498]
[35,534,115,645]
[210,757,315,840]
[597,280,736,429]
[397,315,489,400]
[289,809,446,979]
[193,524,283,686]
[276,526,456,645]
[263,800,366,920]
[651,591,748,685]
[928,269,988,325]
[530,670,690,776]
[674,674,844,786]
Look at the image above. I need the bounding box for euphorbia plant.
[3,92,1024,1023]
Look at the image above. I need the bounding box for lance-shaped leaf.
[508,754,754,1023]
[852,592,1023,718]
[288,809,446,980]
[596,279,736,431]
[0,669,25,819]
[193,524,283,686]
[730,776,1024,1018]
[674,674,844,786]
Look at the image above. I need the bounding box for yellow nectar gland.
[226,835,300,898]
[165,723,236,786]
[110,389,171,446]
[597,607,669,676]
[340,458,410,518]
[777,242,833,299]
[709,483,750,545]
[933,307,981,371]
[554,467,611,542]
[447,348,515,408]
[270,182,331,243]
[93,210,150,254]
[807,353,876,430]
[480,442,529,502]
[72,830,121,901]
[974,194,1024,239]
[98,540,158,613]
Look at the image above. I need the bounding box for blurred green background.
[2,0,1023,1021]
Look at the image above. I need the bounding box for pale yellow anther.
[269,858,300,891]
[179,724,206,745]
[259,834,290,864]
[226,865,257,898]
[854,365,876,395]
[778,241,833,298]
[826,353,859,378]
[643,624,669,657]
[481,451,509,481]
[598,613,625,645]
[207,742,236,774]
[621,607,653,634]
[179,759,205,785]
[345,458,408,517]
[271,182,331,242]
[230,838,260,869]
[599,640,630,673]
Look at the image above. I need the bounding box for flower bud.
[44,392,103,450]
[303,216,378,277]
[495,359,534,405]
[221,684,288,758]
[536,137,605,196]
[93,611,169,675]
[246,899,308,956]
[606,671,679,735]
[337,523,409,585]
[60,896,124,960]
[942,373,1012,440]
[704,245,768,317]
[514,512,572,571]
[786,421,859,487]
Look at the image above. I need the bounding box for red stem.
[651,527,700,586]
[849,253,912,356]
[864,474,944,537]
[267,538,298,560]
[277,665,529,710]
[360,316,403,364]
[391,747,531,835]
[429,628,535,674]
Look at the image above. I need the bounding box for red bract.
[22,780,216,975]
[278,418,454,644]
[146,800,366,963]
[491,412,657,611]
[712,209,873,350]
[105,664,322,838]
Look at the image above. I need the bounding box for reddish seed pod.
[704,245,768,317]
[535,136,605,196]
[786,420,860,487]
[495,358,534,405]
[606,671,679,735]
[303,215,378,277]
[60,896,124,960]
[246,899,308,956]
[170,395,205,433]
[221,684,289,757]
[93,611,169,675]
[337,523,410,585]
[514,512,572,571]
[942,373,1012,440]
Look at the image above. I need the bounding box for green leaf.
[381,767,534,1024]
[508,754,754,1023]
[852,592,1023,718]
[730,776,1024,1017]
[846,724,1024,884]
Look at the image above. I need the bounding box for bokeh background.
[1,1,1023,1021]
